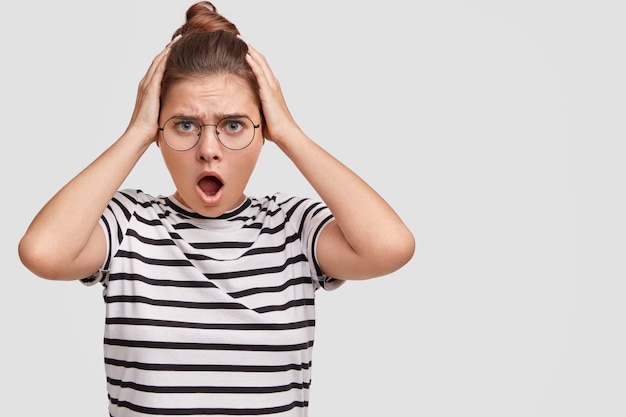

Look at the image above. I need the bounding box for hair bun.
[172,1,240,39]
[193,1,216,12]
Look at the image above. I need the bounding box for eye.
[172,118,200,135]
[218,118,248,135]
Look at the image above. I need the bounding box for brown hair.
[161,2,262,121]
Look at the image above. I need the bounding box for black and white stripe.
[82,190,342,416]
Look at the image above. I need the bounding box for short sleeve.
[80,189,142,287]
[279,193,345,291]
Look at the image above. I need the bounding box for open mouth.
[198,175,223,197]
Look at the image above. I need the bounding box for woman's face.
[158,74,263,217]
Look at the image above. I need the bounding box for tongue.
[198,176,222,196]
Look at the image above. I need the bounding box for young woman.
[18,2,415,416]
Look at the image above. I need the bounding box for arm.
[245,44,415,280]
[18,42,174,281]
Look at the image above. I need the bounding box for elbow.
[18,235,51,279]
[400,230,416,265]
[386,228,416,273]
[359,229,416,280]
[18,235,73,281]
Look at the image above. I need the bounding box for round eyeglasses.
[158,116,261,151]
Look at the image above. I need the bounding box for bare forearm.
[243,42,413,278]
[19,41,174,280]
[19,132,151,277]
[275,130,414,271]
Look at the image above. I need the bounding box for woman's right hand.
[126,36,180,145]
[18,37,181,281]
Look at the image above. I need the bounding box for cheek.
[160,149,191,181]
[226,149,259,179]
[236,148,263,180]
[243,141,263,166]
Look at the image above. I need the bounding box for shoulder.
[115,189,163,204]
[255,192,325,213]
[111,189,170,210]
[251,193,332,231]
[104,189,170,223]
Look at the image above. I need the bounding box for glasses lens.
[216,117,256,150]
[161,116,257,151]
[162,118,201,151]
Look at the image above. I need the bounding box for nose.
[196,125,222,161]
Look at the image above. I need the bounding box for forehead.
[161,74,259,120]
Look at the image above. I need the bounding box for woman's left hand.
[244,42,302,144]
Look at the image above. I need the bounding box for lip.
[196,170,224,205]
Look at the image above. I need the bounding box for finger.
[167,34,182,48]
[247,56,282,97]
[133,54,166,118]
[131,38,177,119]
[142,43,172,86]
[140,35,180,88]
[131,53,167,121]
[244,46,263,76]
[245,43,275,81]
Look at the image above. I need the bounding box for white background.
[2,1,625,416]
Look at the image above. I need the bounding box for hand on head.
[242,41,302,145]
[126,35,181,146]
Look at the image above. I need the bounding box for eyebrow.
[171,113,252,122]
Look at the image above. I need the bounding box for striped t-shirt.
[81,189,342,416]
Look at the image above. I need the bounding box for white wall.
[2,1,625,415]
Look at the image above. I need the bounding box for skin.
[18,37,415,282]
[158,75,264,217]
